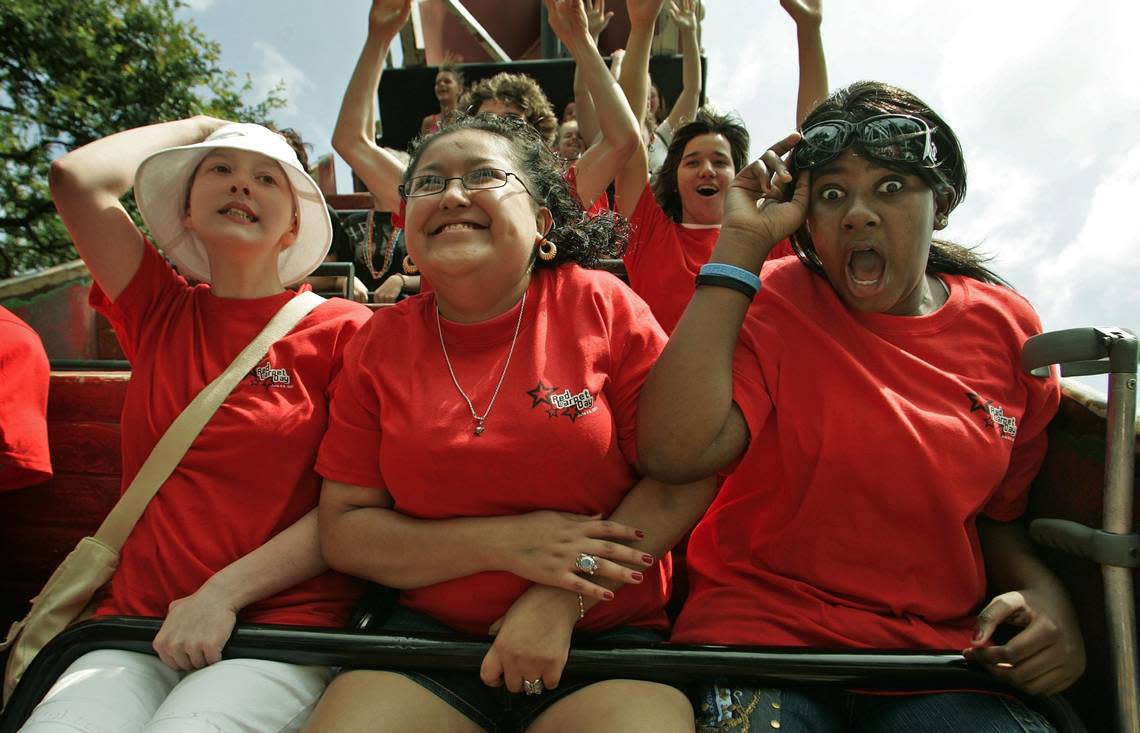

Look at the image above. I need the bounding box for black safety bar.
[0,617,991,731]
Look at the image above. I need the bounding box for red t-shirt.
[91,243,371,627]
[672,258,1060,650]
[0,306,52,490]
[564,163,611,219]
[317,264,670,635]
[624,185,793,334]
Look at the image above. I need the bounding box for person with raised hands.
[544,0,641,213]
[305,112,709,733]
[19,116,371,732]
[638,81,1083,732]
[612,0,827,334]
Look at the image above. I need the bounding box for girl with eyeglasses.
[638,81,1085,732]
[307,105,712,733]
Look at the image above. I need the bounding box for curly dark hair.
[459,72,559,148]
[788,81,1007,286]
[402,113,628,269]
[651,108,750,223]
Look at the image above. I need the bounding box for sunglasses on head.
[794,114,940,170]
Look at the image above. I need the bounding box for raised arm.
[612,0,665,215]
[48,116,227,301]
[332,0,412,215]
[546,0,640,206]
[571,0,614,147]
[661,0,702,131]
[637,132,804,481]
[780,0,828,126]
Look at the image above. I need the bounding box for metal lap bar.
[0,618,989,732]
[1023,326,1139,733]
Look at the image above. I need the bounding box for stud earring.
[403,255,419,274]
[935,214,949,229]
[537,237,557,261]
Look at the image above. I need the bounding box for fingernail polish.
[642,554,654,564]
[603,590,614,600]
[635,529,646,538]
[631,571,644,582]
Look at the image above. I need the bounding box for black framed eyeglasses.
[399,168,535,200]
[794,114,940,170]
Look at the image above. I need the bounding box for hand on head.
[721,132,807,250]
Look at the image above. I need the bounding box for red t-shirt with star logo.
[624,185,794,334]
[671,257,1060,649]
[317,264,671,634]
[91,242,371,626]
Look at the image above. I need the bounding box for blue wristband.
[698,263,761,292]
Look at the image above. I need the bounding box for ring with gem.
[575,553,599,575]
[523,678,544,695]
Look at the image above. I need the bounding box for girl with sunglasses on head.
[612,0,827,335]
[306,108,713,733]
[20,118,372,732]
[638,81,1085,732]
[335,0,639,233]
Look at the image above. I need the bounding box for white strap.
[93,291,326,549]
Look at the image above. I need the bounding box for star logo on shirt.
[527,381,556,407]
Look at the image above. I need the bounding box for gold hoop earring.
[537,238,557,262]
[403,255,419,274]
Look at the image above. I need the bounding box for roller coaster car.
[0,327,1134,732]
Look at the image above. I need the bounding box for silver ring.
[523,678,544,695]
[575,553,599,575]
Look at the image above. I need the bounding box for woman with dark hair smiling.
[638,81,1085,732]
[306,103,712,731]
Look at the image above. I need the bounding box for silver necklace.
[435,291,526,436]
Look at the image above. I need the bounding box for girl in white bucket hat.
[21,117,371,732]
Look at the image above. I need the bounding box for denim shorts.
[374,604,664,733]
[691,683,1056,733]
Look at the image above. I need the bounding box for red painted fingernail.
[631,571,644,582]
[635,529,646,538]
[603,590,614,600]
[642,554,654,564]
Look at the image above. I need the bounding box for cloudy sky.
[183,0,1139,368]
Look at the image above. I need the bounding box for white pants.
[18,649,332,733]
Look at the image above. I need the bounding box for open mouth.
[219,207,258,223]
[847,247,885,287]
[696,185,719,198]
[431,222,487,235]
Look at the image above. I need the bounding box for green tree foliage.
[0,0,285,278]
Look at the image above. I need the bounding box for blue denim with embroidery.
[691,683,1056,733]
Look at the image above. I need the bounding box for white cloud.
[251,41,312,114]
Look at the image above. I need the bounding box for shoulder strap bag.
[1,291,325,704]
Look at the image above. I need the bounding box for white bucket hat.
[133,123,331,285]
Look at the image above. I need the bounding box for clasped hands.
[480,510,653,693]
